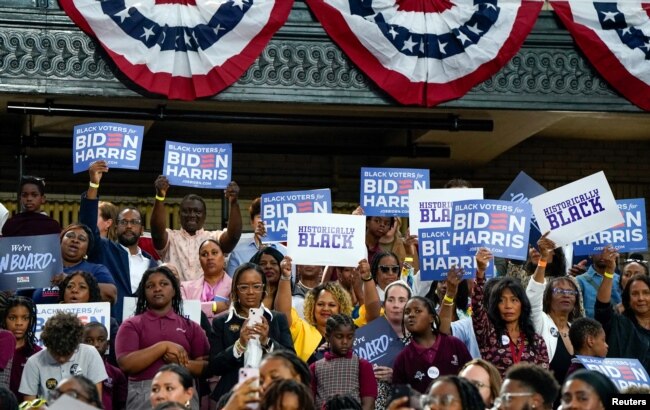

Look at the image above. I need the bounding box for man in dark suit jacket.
[79,161,158,321]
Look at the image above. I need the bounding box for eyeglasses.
[552,288,578,297]
[421,394,458,407]
[19,398,47,410]
[492,392,534,408]
[236,283,265,293]
[63,231,89,242]
[117,219,142,226]
[48,388,89,403]
[379,265,400,274]
[625,258,648,265]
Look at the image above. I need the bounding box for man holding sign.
[150,175,242,281]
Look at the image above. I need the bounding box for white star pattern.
[438,40,448,55]
[419,41,425,53]
[215,24,226,33]
[600,10,618,22]
[141,26,155,41]
[485,3,497,10]
[642,41,650,52]
[231,0,245,10]
[621,27,631,36]
[402,36,416,52]
[184,31,192,46]
[114,8,131,23]
[388,26,399,40]
[457,31,471,45]
[467,23,482,35]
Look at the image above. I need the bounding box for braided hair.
[135,266,184,316]
[0,296,38,351]
[261,350,311,385]
[325,314,355,337]
[430,376,484,410]
[260,379,315,410]
[402,296,440,342]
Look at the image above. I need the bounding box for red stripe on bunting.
[551,1,650,111]
[305,0,543,106]
[396,0,454,13]
[58,0,294,100]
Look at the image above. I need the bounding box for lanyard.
[509,337,525,364]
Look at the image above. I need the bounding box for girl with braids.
[392,296,471,393]
[115,266,209,410]
[473,247,549,378]
[309,314,377,410]
[0,296,40,401]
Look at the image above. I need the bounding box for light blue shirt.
[451,317,481,359]
[226,233,288,276]
[577,266,621,318]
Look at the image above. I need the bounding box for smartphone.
[248,307,264,327]
[389,384,422,410]
[238,367,260,410]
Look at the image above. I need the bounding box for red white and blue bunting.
[550,0,650,110]
[304,0,544,106]
[58,0,294,100]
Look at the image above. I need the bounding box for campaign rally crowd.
[0,160,649,410]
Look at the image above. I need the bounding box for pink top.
[181,275,232,320]
[158,228,225,281]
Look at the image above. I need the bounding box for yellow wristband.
[604,272,614,279]
[89,182,99,189]
[443,294,454,304]
[155,195,165,202]
[537,259,548,268]
[212,302,218,314]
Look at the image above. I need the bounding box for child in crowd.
[83,322,127,410]
[19,312,107,401]
[566,317,609,377]
[392,296,472,393]
[1,176,60,237]
[0,297,41,402]
[309,314,377,410]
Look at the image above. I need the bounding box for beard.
[118,232,139,247]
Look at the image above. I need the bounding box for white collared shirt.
[120,243,151,293]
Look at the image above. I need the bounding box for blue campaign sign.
[73,122,144,173]
[0,234,63,291]
[163,141,232,189]
[360,167,429,216]
[500,171,547,246]
[577,355,650,390]
[262,189,332,242]
[573,198,648,255]
[353,316,404,367]
[451,200,531,261]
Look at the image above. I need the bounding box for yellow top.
[289,308,324,362]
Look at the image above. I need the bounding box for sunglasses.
[379,265,400,274]
[19,398,47,410]
[552,288,578,297]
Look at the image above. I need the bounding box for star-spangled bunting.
[58,0,294,100]
[304,0,543,106]
[550,0,650,111]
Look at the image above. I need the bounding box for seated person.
[2,176,60,237]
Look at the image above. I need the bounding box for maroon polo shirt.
[115,309,209,381]
[393,333,472,393]
[10,343,42,402]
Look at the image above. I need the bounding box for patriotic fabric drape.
[58,0,294,100]
[304,0,544,106]
[550,0,650,111]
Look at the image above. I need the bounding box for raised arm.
[275,256,294,327]
[403,228,419,272]
[471,247,493,345]
[359,259,381,323]
[439,266,464,335]
[151,175,170,251]
[81,161,107,261]
[527,232,556,333]
[596,245,619,305]
[215,181,242,254]
[532,232,555,285]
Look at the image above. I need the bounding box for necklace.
[297,281,313,292]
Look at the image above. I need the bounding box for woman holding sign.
[472,248,549,377]
[595,246,650,372]
[526,232,583,385]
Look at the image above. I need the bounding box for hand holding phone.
[248,307,264,327]
[238,367,260,410]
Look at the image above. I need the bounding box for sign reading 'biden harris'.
[262,189,332,242]
[287,213,366,267]
[163,141,232,189]
[530,172,623,247]
[360,167,429,216]
[73,122,144,173]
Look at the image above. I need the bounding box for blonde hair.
[303,282,353,327]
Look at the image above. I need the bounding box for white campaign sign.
[122,297,201,325]
[36,302,111,346]
[529,172,623,247]
[408,188,484,234]
[287,213,366,267]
